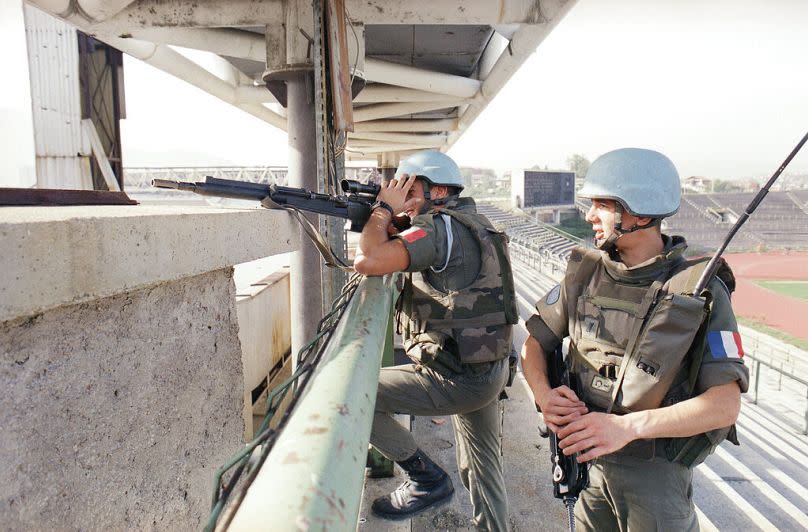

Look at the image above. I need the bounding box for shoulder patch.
[544,284,561,305]
[707,331,744,359]
[400,226,427,243]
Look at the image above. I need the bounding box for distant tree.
[712,179,742,193]
[567,153,591,179]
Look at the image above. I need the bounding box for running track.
[723,251,808,342]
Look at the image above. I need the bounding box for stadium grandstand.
[665,191,808,254]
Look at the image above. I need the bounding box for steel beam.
[48,0,565,33]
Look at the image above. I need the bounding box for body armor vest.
[566,248,711,414]
[561,245,739,467]
[399,203,518,365]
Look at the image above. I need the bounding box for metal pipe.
[28,0,137,24]
[97,36,286,130]
[103,27,266,62]
[348,132,448,145]
[354,86,464,104]
[235,84,464,106]
[287,72,323,359]
[353,118,458,133]
[228,275,395,530]
[234,84,279,104]
[353,101,462,123]
[364,58,480,99]
[347,143,442,155]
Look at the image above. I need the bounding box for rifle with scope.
[151,176,410,233]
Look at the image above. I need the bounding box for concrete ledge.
[0,205,299,322]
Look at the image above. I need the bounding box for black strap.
[261,196,353,271]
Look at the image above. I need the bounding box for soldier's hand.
[556,412,637,462]
[537,385,588,433]
[377,174,419,215]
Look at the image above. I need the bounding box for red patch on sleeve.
[401,227,427,243]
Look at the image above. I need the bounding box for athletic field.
[723,251,808,345]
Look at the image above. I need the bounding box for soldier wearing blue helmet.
[355,150,517,531]
[522,148,749,531]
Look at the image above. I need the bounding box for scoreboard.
[520,170,575,207]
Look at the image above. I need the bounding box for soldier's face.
[585,199,646,245]
[585,199,618,243]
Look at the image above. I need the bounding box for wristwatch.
[371,200,394,217]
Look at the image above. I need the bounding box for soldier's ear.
[432,185,449,199]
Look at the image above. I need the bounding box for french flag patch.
[707,331,744,359]
[400,227,427,243]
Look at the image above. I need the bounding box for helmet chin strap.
[417,180,459,214]
[595,203,661,252]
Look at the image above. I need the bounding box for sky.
[120,0,808,181]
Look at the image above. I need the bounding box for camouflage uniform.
[370,197,516,532]
[526,236,749,531]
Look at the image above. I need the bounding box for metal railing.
[745,350,808,435]
[224,274,396,530]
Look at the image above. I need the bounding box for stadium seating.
[666,191,808,252]
[480,190,807,259]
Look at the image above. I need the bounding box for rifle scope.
[340,179,380,196]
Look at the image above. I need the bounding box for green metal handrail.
[226,274,396,530]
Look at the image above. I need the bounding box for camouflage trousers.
[370,357,510,532]
[576,453,698,532]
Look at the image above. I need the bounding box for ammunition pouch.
[665,425,739,468]
[406,331,463,375]
[617,293,708,412]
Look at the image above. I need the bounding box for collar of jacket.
[427,196,476,214]
[600,234,688,284]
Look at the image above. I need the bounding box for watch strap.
[371,200,395,217]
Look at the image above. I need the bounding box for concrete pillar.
[0,0,36,187]
[378,152,399,184]
[287,72,323,357]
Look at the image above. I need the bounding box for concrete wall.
[0,268,242,529]
[0,204,299,529]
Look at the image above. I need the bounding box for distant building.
[683,176,713,194]
[511,169,575,208]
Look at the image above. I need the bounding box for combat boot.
[371,449,454,519]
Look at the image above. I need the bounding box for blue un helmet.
[579,148,681,249]
[395,150,464,207]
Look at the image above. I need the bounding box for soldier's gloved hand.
[556,412,638,463]
[537,385,588,433]
[377,174,419,215]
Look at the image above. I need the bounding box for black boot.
[371,449,454,519]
